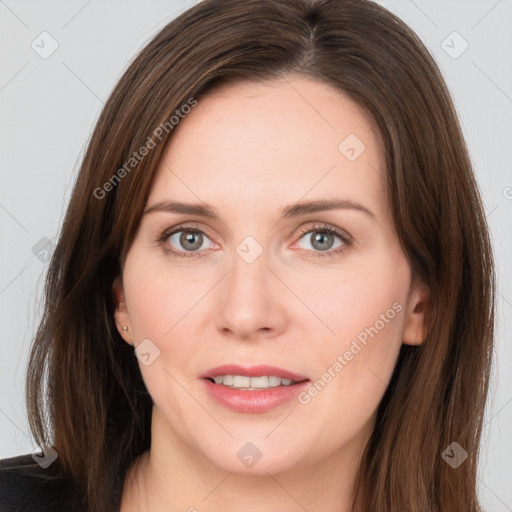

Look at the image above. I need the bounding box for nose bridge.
[227,243,269,308]
[216,239,285,337]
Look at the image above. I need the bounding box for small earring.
[122,326,128,332]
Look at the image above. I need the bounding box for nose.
[215,248,288,341]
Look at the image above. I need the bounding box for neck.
[120,407,371,512]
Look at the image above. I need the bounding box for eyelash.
[156,223,352,259]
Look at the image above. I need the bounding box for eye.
[295,224,351,258]
[157,222,352,259]
[157,224,216,258]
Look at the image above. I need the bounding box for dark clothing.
[0,454,86,512]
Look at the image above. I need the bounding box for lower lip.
[202,378,310,413]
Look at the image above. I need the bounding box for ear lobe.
[112,277,132,344]
[402,281,429,346]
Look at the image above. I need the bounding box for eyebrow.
[143,198,376,220]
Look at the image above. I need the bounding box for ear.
[402,280,429,346]
[113,277,133,346]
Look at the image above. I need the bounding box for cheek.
[122,253,213,404]
[122,255,203,425]
[299,250,409,353]
[123,251,202,343]
[296,251,409,408]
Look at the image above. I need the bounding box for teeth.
[269,376,282,387]
[222,375,234,386]
[250,376,270,389]
[210,375,298,389]
[233,375,250,388]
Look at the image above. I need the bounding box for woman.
[0,0,495,511]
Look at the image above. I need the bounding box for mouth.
[205,374,305,390]
[201,363,309,388]
[200,364,310,413]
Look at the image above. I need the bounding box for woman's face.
[114,76,427,475]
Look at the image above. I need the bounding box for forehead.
[148,76,386,220]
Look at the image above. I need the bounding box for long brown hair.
[26,0,495,511]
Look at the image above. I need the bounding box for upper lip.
[201,364,309,382]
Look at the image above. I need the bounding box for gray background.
[1,1,511,510]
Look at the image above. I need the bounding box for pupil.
[181,231,202,250]
[312,232,332,251]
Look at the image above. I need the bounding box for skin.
[114,75,428,512]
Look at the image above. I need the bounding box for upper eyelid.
[161,222,351,245]
[297,223,351,239]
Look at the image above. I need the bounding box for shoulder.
[0,453,86,512]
